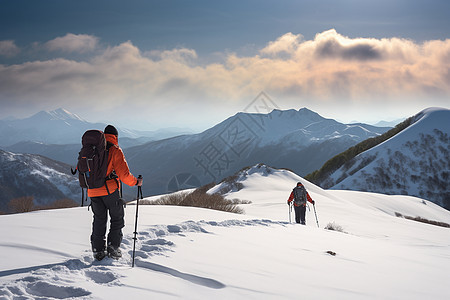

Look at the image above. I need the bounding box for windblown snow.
[0,165,449,299]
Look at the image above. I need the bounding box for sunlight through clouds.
[0,29,449,126]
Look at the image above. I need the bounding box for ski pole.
[132,175,143,268]
[313,203,319,228]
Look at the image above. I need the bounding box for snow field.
[0,166,449,299]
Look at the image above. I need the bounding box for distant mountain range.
[372,118,406,127]
[0,107,393,205]
[3,107,448,211]
[124,108,391,197]
[314,108,450,210]
[0,108,192,147]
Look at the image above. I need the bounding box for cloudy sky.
[1,0,449,131]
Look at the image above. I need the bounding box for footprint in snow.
[0,279,92,299]
[85,270,119,284]
[0,219,283,299]
[25,281,91,299]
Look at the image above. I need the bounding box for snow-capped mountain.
[320,108,449,210]
[1,164,449,299]
[0,149,81,212]
[0,108,189,147]
[0,107,390,204]
[0,108,102,146]
[45,108,86,122]
[124,108,390,197]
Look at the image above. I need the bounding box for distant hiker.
[287,182,314,225]
[88,125,143,261]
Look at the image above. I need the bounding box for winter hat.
[104,125,118,136]
[297,182,303,186]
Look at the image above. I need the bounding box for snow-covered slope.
[210,164,450,229]
[322,108,450,209]
[0,149,80,212]
[1,165,449,299]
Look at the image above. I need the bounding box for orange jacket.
[87,134,137,198]
[287,188,314,207]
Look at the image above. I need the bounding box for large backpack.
[75,130,109,189]
[293,185,307,206]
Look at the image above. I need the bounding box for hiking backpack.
[75,130,109,189]
[293,185,307,206]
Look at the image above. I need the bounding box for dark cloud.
[316,39,382,61]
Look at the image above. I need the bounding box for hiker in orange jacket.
[287,182,314,225]
[90,125,143,261]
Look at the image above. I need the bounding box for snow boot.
[93,251,107,261]
[107,245,122,259]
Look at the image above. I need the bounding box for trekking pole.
[288,202,292,223]
[132,175,143,268]
[313,203,319,228]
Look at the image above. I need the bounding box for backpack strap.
[103,142,115,195]
[104,143,121,195]
[106,141,114,150]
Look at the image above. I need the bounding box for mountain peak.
[47,108,85,122]
[268,107,323,119]
[413,107,449,124]
[298,107,316,113]
[30,108,85,122]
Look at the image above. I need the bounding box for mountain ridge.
[311,107,449,209]
[124,107,391,197]
[1,107,392,203]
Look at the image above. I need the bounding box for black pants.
[294,205,306,225]
[90,190,124,252]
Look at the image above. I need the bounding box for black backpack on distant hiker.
[293,185,307,206]
[71,130,110,206]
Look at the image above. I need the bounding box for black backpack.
[75,130,109,189]
[293,185,307,206]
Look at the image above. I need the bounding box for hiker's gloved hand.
[136,177,143,186]
[287,200,290,205]
[312,200,315,205]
